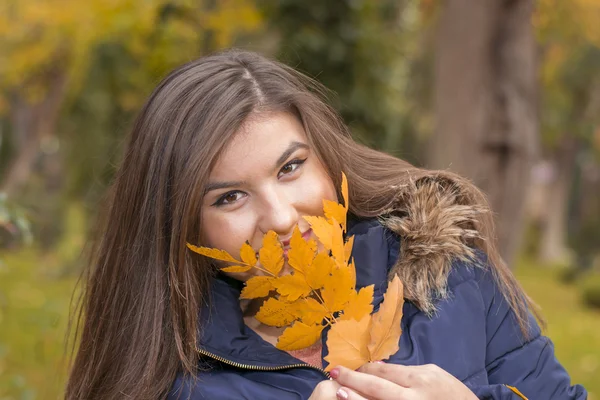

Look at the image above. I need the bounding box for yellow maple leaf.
[293,297,328,325]
[186,244,240,264]
[321,265,355,313]
[323,200,347,232]
[341,172,349,211]
[324,315,371,371]
[340,285,374,321]
[330,217,345,266]
[240,276,276,299]
[276,273,312,301]
[367,275,404,362]
[255,297,297,327]
[220,265,253,273]
[288,226,317,274]
[344,235,354,265]
[276,322,324,351]
[302,216,333,250]
[259,231,284,276]
[240,241,257,266]
[305,252,334,290]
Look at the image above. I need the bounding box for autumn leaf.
[324,315,371,371]
[367,275,404,362]
[330,217,345,266]
[240,276,276,299]
[240,241,258,266]
[323,200,347,231]
[305,252,334,290]
[277,322,324,351]
[186,244,240,264]
[255,298,297,327]
[341,172,349,211]
[259,231,284,276]
[293,297,328,325]
[322,265,355,313]
[344,235,354,265]
[303,216,333,250]
[288,226,317,274]
[220,265,253,273]
[276,273,312,301]
[340,285,374,321]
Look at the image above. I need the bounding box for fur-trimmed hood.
[380,177,488,315]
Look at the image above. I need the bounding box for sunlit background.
[1,0,599,398]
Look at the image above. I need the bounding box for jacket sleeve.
[467,262,587,400]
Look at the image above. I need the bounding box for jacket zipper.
[196,346,331,379]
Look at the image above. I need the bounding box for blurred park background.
[0,0,599,398]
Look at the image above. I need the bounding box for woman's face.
[200,111,338,281]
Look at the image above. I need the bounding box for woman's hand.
[308,380,342,399]
[329,363,478,400]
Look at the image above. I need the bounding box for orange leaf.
[255,297,297,327]
[186,243,240,264]
[276,273,312,301]
[240,276,275,299]
[240,241,257,266]
[367,275,404,362]
[288,226,316,274]
[293,297,328,325]
[323,200,347,232]
[305,252,334,290]
[276,322,324,351]
[341,172,349,211]
[340,285,374,321]
[220,265,253,273]
[330,217,345,266]
[322,265,354,313]
[303,216,333,250]
[324,315,370,371]
[344,236,354,265]
[259,231,284,276]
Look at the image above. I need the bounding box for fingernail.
[336,388,349,400]
[329,367,340,379]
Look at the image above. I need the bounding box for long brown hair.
[66,49,540,399]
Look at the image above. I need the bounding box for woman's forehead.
[208,112,309,179]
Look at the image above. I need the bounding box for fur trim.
[381,177,488,315]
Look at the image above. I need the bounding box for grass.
[515,258,600,399]
[0,236,598,399]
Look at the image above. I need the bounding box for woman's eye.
[278,158,306,178]
[214,191,244,206]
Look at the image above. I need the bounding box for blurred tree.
[0,0,262,249]
[0,0,262,198]
[262,0,427,163]
[429,0,539,268]
[533,0,600,264]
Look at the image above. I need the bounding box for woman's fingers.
[335,387,368,400]
[357,362,417,388]
[330,366,410,400]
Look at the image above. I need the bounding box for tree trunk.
[1,71,67,196]
[537,136,578,263]
[430,0,539,267]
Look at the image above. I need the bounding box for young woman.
[66,49,587,400]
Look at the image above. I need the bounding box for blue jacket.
[169,219,587,399]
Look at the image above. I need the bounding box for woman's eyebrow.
[274,141,309,170]
[204,141,309,194]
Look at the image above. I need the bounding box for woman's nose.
[258,190,299,236]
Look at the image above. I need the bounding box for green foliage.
[581,273,600,310]
[0,194,32,251]
[262,0,430,162]
[516,258,600,396]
